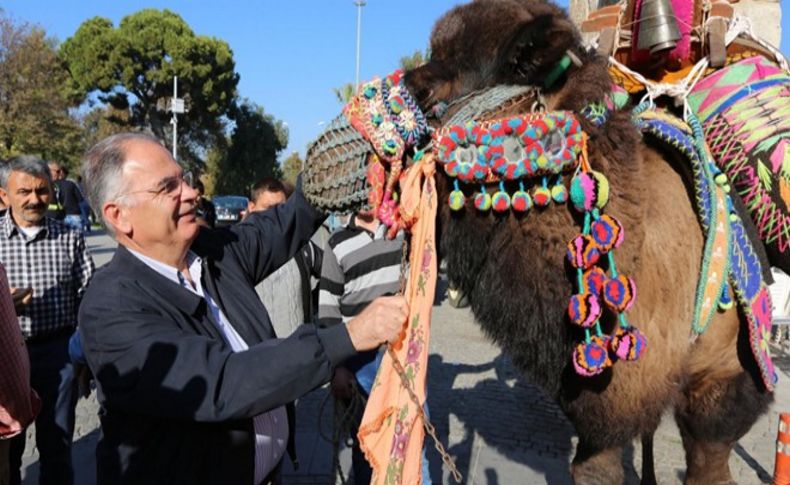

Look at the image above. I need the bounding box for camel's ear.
[497,13,579,86]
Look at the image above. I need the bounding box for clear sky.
[3,0,789,162]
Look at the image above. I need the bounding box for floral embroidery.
[417,241,432,296]
[384,410,413,484]
[406,336,423,366]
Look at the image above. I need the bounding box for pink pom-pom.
[590,214,624,253]
[603,274,637,312]
[568,293,602,327]
[610,326,647,361]
[572,336,612,376]
[583,267,607,296]
[566,235,601,269]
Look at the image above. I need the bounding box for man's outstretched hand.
[346,295,409,351]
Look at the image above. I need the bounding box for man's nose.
[181,182,199,201]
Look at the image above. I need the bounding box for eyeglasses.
[117,172,194,201]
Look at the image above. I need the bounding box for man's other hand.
[10,287,33,314]
[346,295,408,351]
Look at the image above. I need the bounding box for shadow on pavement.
[425,353,574,484]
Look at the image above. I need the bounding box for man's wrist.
[316,323,357,365]
[346,317,363,351]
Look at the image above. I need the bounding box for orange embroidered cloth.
[358,153,437,484]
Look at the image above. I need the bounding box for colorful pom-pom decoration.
[590,214,624,253]
[492,191,511,213]
[602,275,637,312]
[474,192,492,211]
[363,84,377,99]
[567,234,601,269]
[570,170,610,213]
[551,183,568,203]
[610,326,647,361]
[582,266,607,296]
[568,293,602,327]
[714,172,728,186]
[590,171,610,209]
[533,186,552,207]
[449,190,465,211]
[573,336,612,376]
[511,190,532,212]
[570,172,595,212]
[718,282,734,310]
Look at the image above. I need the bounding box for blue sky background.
[3,0,789,162]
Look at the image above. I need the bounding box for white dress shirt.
[129,248,288,484]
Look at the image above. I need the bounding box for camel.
[306,1,776,482]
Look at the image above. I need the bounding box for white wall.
[771,268,790,318]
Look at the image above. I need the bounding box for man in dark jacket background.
[47,162,84,232]
[78,132,408,485]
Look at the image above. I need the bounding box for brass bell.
[636,0,682,55]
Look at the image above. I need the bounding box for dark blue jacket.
[79,190,355,484]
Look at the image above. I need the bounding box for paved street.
[19,231,790,484]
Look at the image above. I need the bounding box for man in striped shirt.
[318,212,419,484]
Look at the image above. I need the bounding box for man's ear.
[103,202,132,236]
[0,187,8,206]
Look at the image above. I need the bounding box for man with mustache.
[77,133,408,485]
[0,156,94,485]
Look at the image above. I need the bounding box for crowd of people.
[0,133,414,485]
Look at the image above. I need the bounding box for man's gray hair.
[0,155,52,189]
[81,132,162,235]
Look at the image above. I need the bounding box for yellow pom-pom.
[449,190,465,211]
[591,171,609,209]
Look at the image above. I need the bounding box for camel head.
[405,0,611,117]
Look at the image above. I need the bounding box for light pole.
[354,0,366,89]
[169,76,186,160]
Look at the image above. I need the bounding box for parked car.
[213,195,249,226]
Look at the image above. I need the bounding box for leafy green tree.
[0,11,83,164]
[211,100,287,196]
[399,49,428,71]
[80,105,131,153]
[61,9,239,169]
[333,82,356,105]
[280,151,303,185]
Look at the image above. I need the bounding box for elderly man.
[78,133,408,485]
[0,156,94,485]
